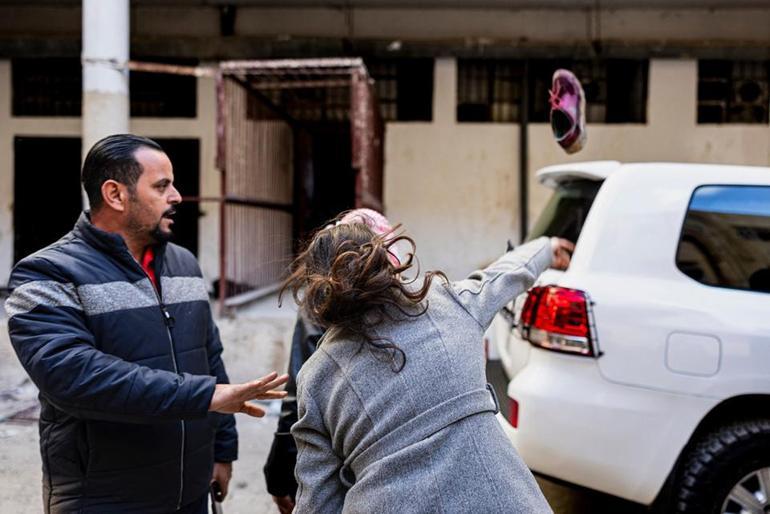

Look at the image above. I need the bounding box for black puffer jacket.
[5,213,237,513]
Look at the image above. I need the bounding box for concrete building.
[1,0,769,288]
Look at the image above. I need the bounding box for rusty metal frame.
[215,70,228,312]
[215,57,384,313]
[249,79,351,90]
[129,58,384,313]
[127,60,215,77]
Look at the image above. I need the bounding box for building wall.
[384,59,522,280]
[384,58,770,279]
[0,62,220,286]
[2,56,769,285]
[3,6,770,49]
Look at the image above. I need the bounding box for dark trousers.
[175,494,209,514]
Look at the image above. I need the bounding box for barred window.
[12,58,81,116]
[130,57,198,118]
[698,60,769,124]
[457,59,647,124]
[244,59,433,123]
[367,59,433,122]
[457,60,524,122]
[248,84,350,123]
[11,57,197,118]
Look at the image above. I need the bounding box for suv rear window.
[528,179,601,243]
[677,185,770,293]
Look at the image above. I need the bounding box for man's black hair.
[82,134,164,210]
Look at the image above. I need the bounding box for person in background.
[5,134,288,514]
[264,208,398,514]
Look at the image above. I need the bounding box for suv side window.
[677,185,770,293]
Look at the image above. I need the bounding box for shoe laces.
[548,81,562,110]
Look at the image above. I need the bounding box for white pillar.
[647,59,697,129]
[0,60,13,286]
[82,0,130,209]
[432,58,457,126]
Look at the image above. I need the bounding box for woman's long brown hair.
[281,221,447,371]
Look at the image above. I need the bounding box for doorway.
[13,137,82,264]
[154,138,200,257]
[13,136,201,264]
[295,122,356,241]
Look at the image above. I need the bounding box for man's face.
[125,148,182,244]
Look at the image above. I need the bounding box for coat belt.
[339,384,500,488]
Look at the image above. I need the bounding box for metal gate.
[129,58,384,313]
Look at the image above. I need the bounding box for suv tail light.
[519,286,598,357]
[508,397,520,428]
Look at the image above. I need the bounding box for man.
[5,134,288,513]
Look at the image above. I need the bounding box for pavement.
[0,293,646,513]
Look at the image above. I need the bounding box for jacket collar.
[72,212,168,271]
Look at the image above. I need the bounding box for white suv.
[492,161,770,514]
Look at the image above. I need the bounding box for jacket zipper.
[161,306,185,511]
[138,263,186,511]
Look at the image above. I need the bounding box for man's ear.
[101,180,128,212]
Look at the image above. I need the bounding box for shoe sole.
[565,79,587,154]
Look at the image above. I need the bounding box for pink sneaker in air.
[549,69,587,154]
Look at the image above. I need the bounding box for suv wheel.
[675,419,770,514]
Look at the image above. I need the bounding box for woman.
[264,209,398,514]
[284,216,573,513]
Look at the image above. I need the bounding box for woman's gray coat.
[291,237,555,514]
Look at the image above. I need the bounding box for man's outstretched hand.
[209,372,289,417]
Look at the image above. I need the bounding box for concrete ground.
[0,293,646,513]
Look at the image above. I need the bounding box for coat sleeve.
[5,256,216,424]
[204,311,238,463]
[448,237,553,329]
[291,385,346,513]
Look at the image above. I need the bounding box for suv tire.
[675,419,770,514]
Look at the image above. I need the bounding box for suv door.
[594,180,770,395]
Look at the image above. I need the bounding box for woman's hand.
[549,237,575,270]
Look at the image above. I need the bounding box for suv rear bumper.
[502,347,718,505]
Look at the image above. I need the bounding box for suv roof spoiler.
[537,160,621,188]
